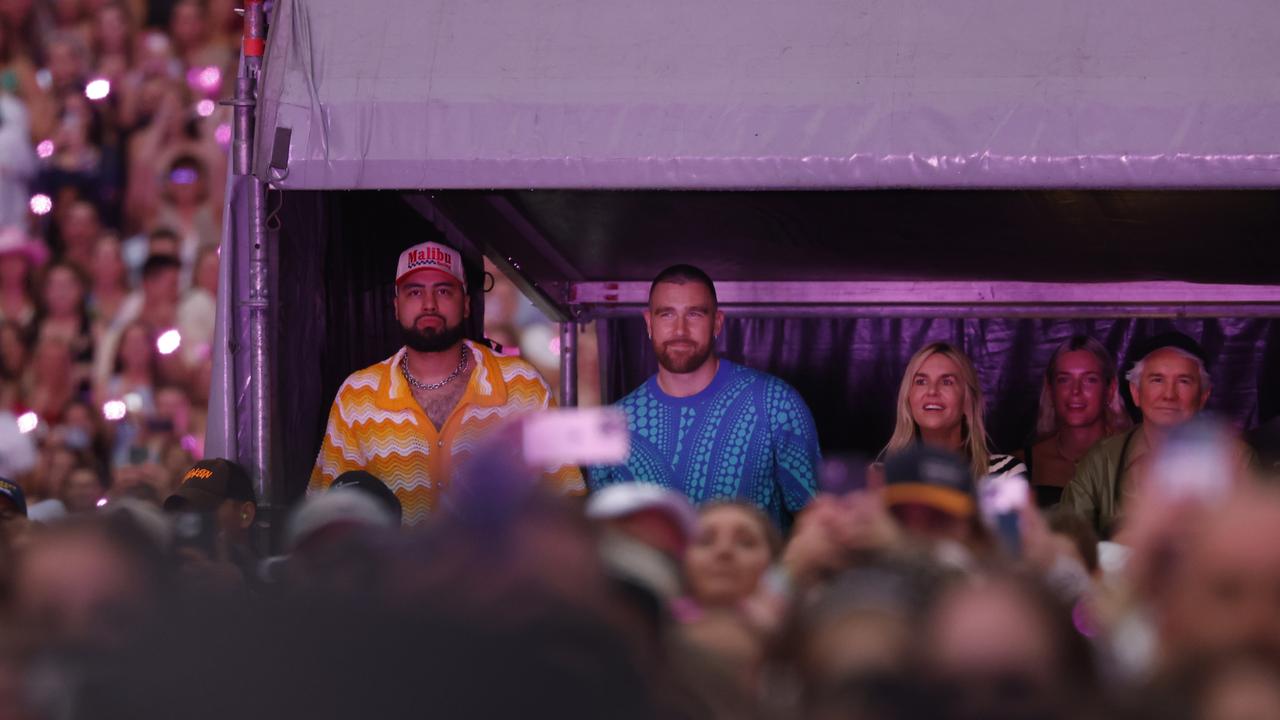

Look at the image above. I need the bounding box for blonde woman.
[1020,335,1130,506]
[881,342,1024,484]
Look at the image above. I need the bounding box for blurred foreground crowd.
[0,424,1278,720]
[0,0,236,515]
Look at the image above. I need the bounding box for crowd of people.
[0,0,234,519]
[1,241,1277,717]
[0,2,1275,714]
[0,380,1276,719]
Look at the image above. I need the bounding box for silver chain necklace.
[400,346,468,392]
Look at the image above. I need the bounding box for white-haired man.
[1061,331,1252,538]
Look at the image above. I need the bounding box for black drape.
[602,317,1280,459]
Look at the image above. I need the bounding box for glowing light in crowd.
[199,66,222,90]
[16,412,37,434]
[84,78,111,101]
[196,99,216,117]
[188,65,222,94]
[157,329,182,355]
[102,400,128,421]
[215,123,232,146]
[96,497,109,508]
[29,194,52,215]
[36,140,54,158]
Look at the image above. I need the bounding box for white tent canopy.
[254,0,1280,189]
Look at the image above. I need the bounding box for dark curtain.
[601,317,1280,459]
[274,191,487,503]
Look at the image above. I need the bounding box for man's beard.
[400,315,467,353]
[655,339,713,374]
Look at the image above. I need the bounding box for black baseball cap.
[164,458,256,512]
[1127,331,1209,370]
[1120,331,1211,415]
[331,470,402,525]
[0,476,27,516]
[882,446,976,518]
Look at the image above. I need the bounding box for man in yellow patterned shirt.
[308,241,584,525]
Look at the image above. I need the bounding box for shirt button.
[437,440,443,448]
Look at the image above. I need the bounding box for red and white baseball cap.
[395,241,466,289]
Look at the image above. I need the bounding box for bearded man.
[308,241,583,525]
[587,265,820,528]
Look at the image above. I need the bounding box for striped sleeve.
[986,454,1028,481]
[308,380,366,495]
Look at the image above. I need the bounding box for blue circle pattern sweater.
[587,360,821,528]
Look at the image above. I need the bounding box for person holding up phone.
[308,242,584,526]
[586,265,821,530]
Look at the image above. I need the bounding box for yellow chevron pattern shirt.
[308,341,585,524]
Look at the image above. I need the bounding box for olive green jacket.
[1059,428,1146,539]
[1061,425,1259,539]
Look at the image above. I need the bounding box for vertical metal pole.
[247,183,269,509]
[233,0,272,520]
[559,321,578,407]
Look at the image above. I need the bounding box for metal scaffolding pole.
[558,321,578,407]
[231,0,272,517]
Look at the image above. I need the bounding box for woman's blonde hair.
[883,342,991,481]
[1034,335,1131,439]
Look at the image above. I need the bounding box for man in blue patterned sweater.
[588,265,820,528]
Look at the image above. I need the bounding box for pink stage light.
[188,65,223,94]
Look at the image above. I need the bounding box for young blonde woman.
[881,342,1025,485]
[1020,335,1130,506]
